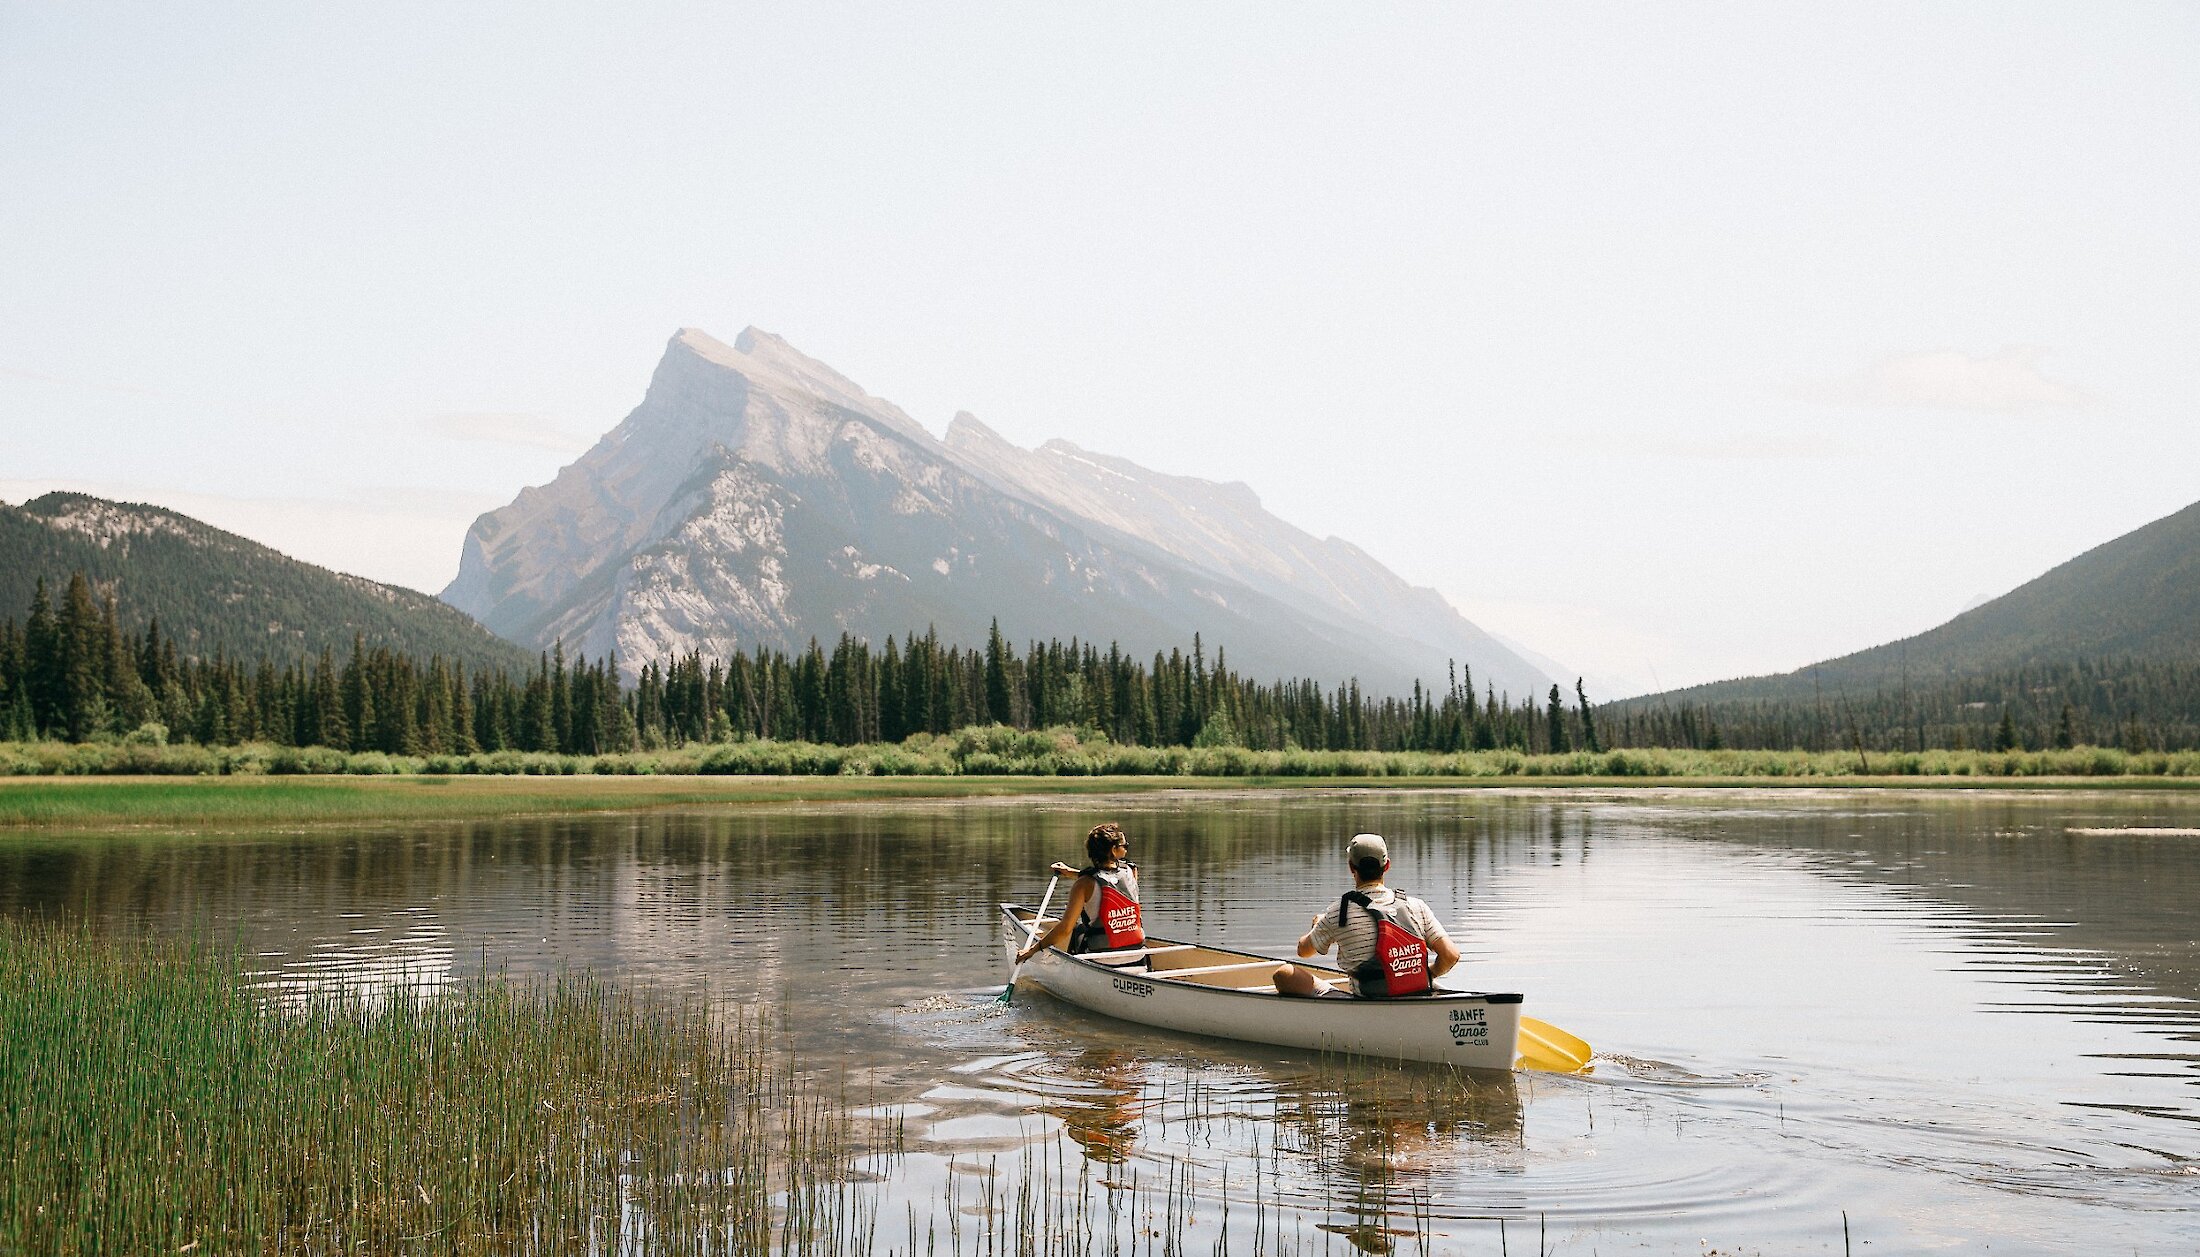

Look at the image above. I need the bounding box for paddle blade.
[998,957,1028,1004]
[1515,1014,1593,1073]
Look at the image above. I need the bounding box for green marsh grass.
[0,921,901,1254]
[6,743,2199,833]
[0,774,1132,830]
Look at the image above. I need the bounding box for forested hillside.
[1606,497,2200,752]
[1650,497,2200,707]
[0,494,531,677]
[1606,656,2200,753]
[0,568,1594,755]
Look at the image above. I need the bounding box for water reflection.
[1037,1047,1146,1164]
[4,788,2200,1253]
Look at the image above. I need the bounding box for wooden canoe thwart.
[999,903,1543,1070]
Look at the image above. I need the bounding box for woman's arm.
[1016,876,1094,963]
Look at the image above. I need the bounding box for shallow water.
[5,788,2198,1253]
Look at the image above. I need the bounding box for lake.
[4,788,2196,1254]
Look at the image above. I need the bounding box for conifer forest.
[3,570,2195,757]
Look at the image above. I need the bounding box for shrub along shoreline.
[2,726,2197,831]
[5,724,2199,781]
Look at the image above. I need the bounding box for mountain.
[942,416,1549,694]
[445,327,1554,696]
[0,493,533,676]
[1631,496,2200,708]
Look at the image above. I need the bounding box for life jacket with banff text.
[1342,889,1431,997]
[1070,865,1144,953]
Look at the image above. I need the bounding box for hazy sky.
[4,4,2196,695]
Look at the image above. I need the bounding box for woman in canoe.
[1013,822,1149,969]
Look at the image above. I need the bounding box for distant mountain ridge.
[444,327,1555,696]
[0,493,533,676]
[1628,496,2200,708]
[941,415,1538,693]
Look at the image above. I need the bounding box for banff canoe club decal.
[1111,976,1154,998]
[1448,1007,1489,1047]
[1384,938,1423,980]
[1097,884,1144,949]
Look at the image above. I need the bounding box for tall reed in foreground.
[0,921,887,1255]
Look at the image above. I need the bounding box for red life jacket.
[1342,889,1431,997]
[1070,865,1144,952]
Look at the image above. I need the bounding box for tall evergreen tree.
[983,618,1012,726]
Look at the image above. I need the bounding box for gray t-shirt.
[1306,886,1449,995]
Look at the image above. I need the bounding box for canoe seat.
[1077,943,1197,962]
[1152,959,1288,989]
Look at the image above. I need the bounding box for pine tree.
[983,618,1012,726]
[551,642,573,753]
[1576,678,1601,753]
[22,578,59,736]
[523,655,554,751]
[312,649,348,749]
[1545,684,1569,754]
[58,573,107,740]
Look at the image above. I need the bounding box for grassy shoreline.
[4,768,2198,831]
[6,727,2199,830]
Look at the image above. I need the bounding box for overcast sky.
[4,3,2196,695]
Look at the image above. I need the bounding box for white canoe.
[999,903,1525,1070]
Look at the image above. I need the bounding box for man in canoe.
[1012,822,1149,969]
[1273,833,1460,998]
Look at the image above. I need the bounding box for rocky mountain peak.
[21,493,203,549]
[446,324,1559,697]
[944,411,1002,446]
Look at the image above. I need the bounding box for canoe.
[999,902,1525,1070]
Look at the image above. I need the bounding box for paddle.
[1515,1014,1593,1073]
[997,875,1062,1005]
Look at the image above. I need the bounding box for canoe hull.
[1000,904,1523,1070]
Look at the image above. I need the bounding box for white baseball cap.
[1346,833,1388,865]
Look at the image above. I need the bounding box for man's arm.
[1421,904,1461,977]
[1428,932,1461,978]
[1296,907,1336,959]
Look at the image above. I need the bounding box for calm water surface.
[5,789,2198,1254]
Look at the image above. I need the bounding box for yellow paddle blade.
[1515,1014,1593,1073]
